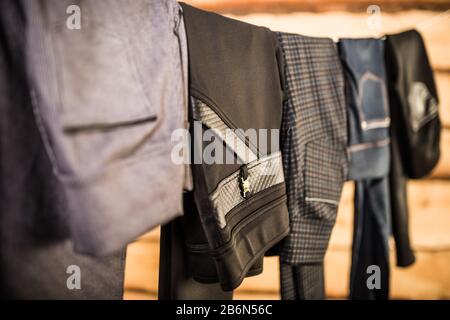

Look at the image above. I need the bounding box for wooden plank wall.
[124,1,450,300]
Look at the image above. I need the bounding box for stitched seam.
[348,138,390,152]
[305,197,339,206]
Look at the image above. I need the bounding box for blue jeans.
[339,38,391,300]
[350,178,391,299]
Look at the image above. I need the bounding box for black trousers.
[158,196,233,300]
[349,180,390,300]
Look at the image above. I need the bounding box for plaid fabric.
[280,263,325,300]
[276,32,348,265]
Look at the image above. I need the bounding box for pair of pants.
[275,32,348,300]
[24,0,188,256]
[158,195,232,300]
[0,1,125,299]
[339,38,391,300]
[385,30,441,267]
[277,33,348,300]
[350,179,391,300]
[280,263,325,300]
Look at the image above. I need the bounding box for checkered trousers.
[280,262,325,300]
[276,32,348,265]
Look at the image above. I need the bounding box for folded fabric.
[0,1,125,299]
[279,263,326,300]
[385,29,441,267]
[180,3,289,291]
[385,30,441,179]
[339,38,391,300]
[277,33,348,265]
[350,178,391,300]
[158,194,233,300]
[276,33,348,299]
[23,0,188,256]
[340,38,391,180]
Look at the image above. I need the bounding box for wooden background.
[124,0,450,300]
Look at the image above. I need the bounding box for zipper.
[239,164,250,199]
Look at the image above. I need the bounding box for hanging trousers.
[275,33,348,300]
[339,38,391,300]
[349,179,391,300]
[158,194,233,300]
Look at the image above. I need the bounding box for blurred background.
[124,0,450,300]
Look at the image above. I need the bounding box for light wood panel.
[125,128,450,300]
[137,227,160,242]
[436,73,450,128]
[334,180,450,249]
[123,290,156,300]
[238,257,280,293]
[226,11,450,70]
[431,130,450,178]
[124,239,159,293]
[324,249,450,299]
[123,289,281,300]
[234,291,280,300]
[235,250,450,300]
[124,240,450,299]
[186,1,450,14]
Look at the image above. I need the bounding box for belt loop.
[172,1,182,35]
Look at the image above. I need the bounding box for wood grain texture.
[123,290,156,300]
[124,240,159,292]
[324,249,450,299]
[427,129,449,178]
[225,10,450,70]
[123,241,450,299]
[185,1,450,14]
[137,227,160,242]
[437,73,450,128]
[334,180,450,249]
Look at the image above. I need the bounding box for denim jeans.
[350,178,391,300]
[339,38,391,300]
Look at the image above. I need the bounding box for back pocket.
[304,138,345,210]
[357,72,390,131]
[49,9,157,131]
[45,9,160,177]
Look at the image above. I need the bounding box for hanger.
[331,9,449,43]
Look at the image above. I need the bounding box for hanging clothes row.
[0,0,441,299]
[161,4,441,300]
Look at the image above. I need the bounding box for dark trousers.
[339,38,391,300]
[158,196,233,300]
[349,178,390,300]
[280,263,325,300]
